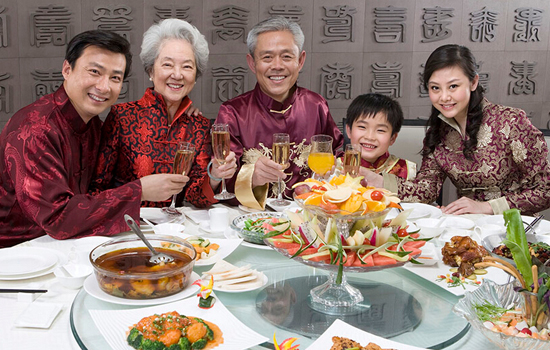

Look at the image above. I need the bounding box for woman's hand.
[210,152,237,189]
[441,196,494,215]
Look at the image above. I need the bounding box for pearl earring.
[149,77,153,81]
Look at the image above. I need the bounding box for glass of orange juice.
[308,135,334,179]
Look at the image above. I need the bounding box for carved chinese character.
[475,61,490,93]
[371,62,402,99]
[373,6,407,43]
[154,6,191,23]
[0,7,7,48]
[212,5,249,45]
[322,5,357,43]
[513,7,543,43]
[508,60,537,95]
[321,62,353,100]
[469,7,498,43]
[0,72,11,113]
[30,5,72,48]
[211,66,248,103]
[31,70,63,101]
[268,5,304,24]
[93,5,133,40]
[421,6,454,43]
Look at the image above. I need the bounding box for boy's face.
[346,112,398,164]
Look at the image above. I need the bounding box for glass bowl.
[90,234,196,299]
[230,212,289,245]
[453,279,550,350]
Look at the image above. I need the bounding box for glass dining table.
[68,205,477,350]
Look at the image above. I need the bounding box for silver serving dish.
[453,280,549,350]
[482,233,550,266]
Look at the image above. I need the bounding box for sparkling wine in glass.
[343,143,361,176]
[163,142,195,216]
[212,123,235,200]
[308,135,334,180]
[272,133,290,206]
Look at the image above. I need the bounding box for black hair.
[65,30,132,79]
[345,93,403,135]
[421,44,485,160]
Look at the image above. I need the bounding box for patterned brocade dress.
[384,99,550,215]
[92,88,217,208]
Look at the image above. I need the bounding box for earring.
[149,77,153,81]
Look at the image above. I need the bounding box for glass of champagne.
[343,143,361,176]
[163,142,195,216]
[272,133,290,206]
[308,135,334,180]
[212,123,236,200]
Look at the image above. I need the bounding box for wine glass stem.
[277,177,283,201]
[220,178,227,194]
[169,193,177,210]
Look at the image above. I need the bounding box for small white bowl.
[151,223,185,236]
[415,218,446,238]
[54,264,93,289]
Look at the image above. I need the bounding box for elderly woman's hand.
[140,174,189,201]
[185,103,203,117]
[441,197,494,215]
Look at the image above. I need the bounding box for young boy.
[344,93,416,180]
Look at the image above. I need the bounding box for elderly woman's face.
[150,38,196,107]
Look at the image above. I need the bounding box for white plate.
[171,233,242,266]
[140,207,185,225]
[89,294,268,350]
[265,198,301,212]
[401,203,442,220]
[0,247,58,276]
[83,272,200,306]
[238,205,263,213]
[198,221,225,234]
[440,216,475,230]
[0,248,68,280]
[306,319,427,350]
[212,273,268,293]
[476,215,550,235]
[224,228,273,250]
[403,242,510,296]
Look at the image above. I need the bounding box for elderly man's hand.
[441,197,493,215]
[140,174,189,201]
[252,156,286,188]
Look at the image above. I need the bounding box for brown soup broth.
[95,247,192,299]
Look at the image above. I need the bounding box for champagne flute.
[343,143,361,176]
[163,142,195,216]
[308,135,334,180]
[272,133,290,206]
[212,123,236,200]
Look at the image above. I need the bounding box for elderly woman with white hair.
[92,19,236,208]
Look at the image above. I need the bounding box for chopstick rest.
[14,302,62,329]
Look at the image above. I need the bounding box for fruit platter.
[263,175,428,314]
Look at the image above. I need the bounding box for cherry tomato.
[396,228,408,237]
[370,190,384,201]
[311,185,327,191]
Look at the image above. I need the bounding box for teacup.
[209,207,229,232]
[473,224,505,242]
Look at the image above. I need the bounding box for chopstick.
[0,289,48,293]
[525,215,544,234]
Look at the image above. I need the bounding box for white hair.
[140,19,209,77]
[247,16,304,56]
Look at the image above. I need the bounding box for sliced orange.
[339,194,363,214]
[366,200,387,212]
[304,193,323,206]
[329,174,346,186]
[295,192,314,200]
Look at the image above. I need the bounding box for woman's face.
[150,38,197,107]
[427,65,478,123]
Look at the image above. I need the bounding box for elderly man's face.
[246,30,305,103]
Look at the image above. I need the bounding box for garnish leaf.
[503,209,533,288]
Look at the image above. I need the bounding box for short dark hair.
[65,30,132,79]
[345,93,403,135]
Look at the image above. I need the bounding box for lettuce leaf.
[503,208,533,289]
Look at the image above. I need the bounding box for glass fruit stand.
[69,203,471,349]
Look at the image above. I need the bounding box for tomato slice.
[370,190,384,201]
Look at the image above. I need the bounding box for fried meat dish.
[441,236,488,277]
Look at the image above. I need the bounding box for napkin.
[184,209,210,225]
[14,302,62,329]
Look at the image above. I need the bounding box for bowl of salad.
[453,279,549,350]
[230,212,290,245]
